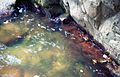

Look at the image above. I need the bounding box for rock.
[97,12,120,64]
[99,0,120,24]
[0,23,28,45]
[0,0,16,24]
[61,0,120,75]
[0,43,7,51]
[0,0,15,14]
[36,0,65,17]
[62,0,81,17]
[62,0,101,22]
[40,0,61,6]
[106,62,120,76]
[62,0,120,30]
[83,0,101,19]
[61,0,101,35]
[101,0,120,12]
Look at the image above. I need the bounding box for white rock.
[34,75,40,77]
[0,0,16,14]
[98,12,120,64]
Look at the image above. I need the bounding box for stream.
[0,1,117,77]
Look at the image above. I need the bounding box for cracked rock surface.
[62,0,120,65]
[98,12,120,64]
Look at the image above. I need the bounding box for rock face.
[62,0,120,75]
[62,0,120,63]
[97,12,120,64]
[62,0,120,29]
[36,0,66,17]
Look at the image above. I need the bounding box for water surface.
[0,11,109,77]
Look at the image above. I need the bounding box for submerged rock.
[0,23,28,45]
[0,27,94,77]
[0,43,7,51]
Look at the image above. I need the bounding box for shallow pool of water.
[0,11,111,77]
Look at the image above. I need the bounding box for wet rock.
[0,66,39,77]
[0,23,28,45]
[62,0,83,20]
[97,12,120,64]
[0,43,7,51]
[106,62,120,76]
[0,0,15,14]
[61,0,101,35]
[62,0,120,66]
[100,0,120,24]
[36,0,65,17]
[101,0,120,13]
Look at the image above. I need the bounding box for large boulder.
[96,12,120,64]
[62,0,120,30]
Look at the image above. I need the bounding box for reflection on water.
[0,12,94,77]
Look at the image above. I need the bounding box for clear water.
[0,12,101,77]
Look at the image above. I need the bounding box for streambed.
[0,12,95,77]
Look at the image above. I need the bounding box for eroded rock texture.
[36,0,120,75]
[98,12,120,64]
[62,0,120,64]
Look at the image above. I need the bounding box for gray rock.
[97,12,120,64]
[63,0,83,19]
[62,0,120,30]
[0,0,15,14]
[101,0,120,12]
[99,0,120,24]
[62,0,120,66]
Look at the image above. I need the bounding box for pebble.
[80,69,84,73]
[0,43,7,51]
[34,75,40,77]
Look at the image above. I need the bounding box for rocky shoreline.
[0,0,120,76]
